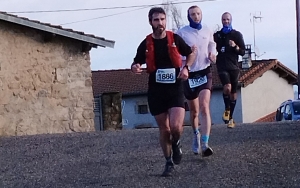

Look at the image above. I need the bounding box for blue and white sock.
[201,135,209,150]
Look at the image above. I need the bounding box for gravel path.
[1,121,300,188]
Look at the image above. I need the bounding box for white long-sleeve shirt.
[176,24,216,72]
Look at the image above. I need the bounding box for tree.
[162,0,184,32]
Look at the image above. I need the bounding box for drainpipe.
[297,0,300,99]
[99,94,104,131]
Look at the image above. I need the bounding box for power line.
[58,0,217,25]
[7,0,217,14]
[59,0,180,25]
[60,6,150,25]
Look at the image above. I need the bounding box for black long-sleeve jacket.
[213,30,245,71]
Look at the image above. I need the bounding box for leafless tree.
[163,0,184,32]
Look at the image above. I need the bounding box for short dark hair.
[148,7,166,21]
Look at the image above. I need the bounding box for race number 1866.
[156,68,176,84]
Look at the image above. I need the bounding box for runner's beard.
[152,25,165,36]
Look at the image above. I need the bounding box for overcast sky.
[0,0,298,74]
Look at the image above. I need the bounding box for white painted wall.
[100,70,294,129]
[121,89,244,130]
[241,70,294,123]
[122,96,157,129]
[122,95,192,129]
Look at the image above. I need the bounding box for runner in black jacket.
[213,12,245,128]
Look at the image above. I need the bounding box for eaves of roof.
[0,11,115,48]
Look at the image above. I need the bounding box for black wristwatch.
[184,65,191,71]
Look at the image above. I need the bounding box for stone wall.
[0,21,95,136]
[101,92,122,130]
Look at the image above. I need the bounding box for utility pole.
[296,0,300,99]
[251,12,262,60]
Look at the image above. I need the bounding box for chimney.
[242,44,252,69]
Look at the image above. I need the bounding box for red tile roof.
[239,59,297,87]
[92,59,298,96]
[254,111,276,123]
[92,69,149,97]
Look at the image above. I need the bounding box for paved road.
[1,121,300,188]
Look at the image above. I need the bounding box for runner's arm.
[234,31,245,56]
[131,39,146,71]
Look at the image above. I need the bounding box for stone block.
[37,89,49,98]
[85,79,92,87]
[73,111,83,119]
[8,82,20,89]
[51,83,69,99]
[82,110,94,119]
[56,68,68,84]
[37,70,53,83]
[70,119,87,132]
[58,99,71,107]
[0,90,11,105]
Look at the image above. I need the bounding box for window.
[280,105,285,113]
[275,107,283,121]
[292,102,300,115]
[275,105,285,121]
[138,105,149,114]
[284,104,291,115]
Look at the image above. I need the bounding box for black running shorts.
[218,69,240,93]
[183,70,212,100]
[147,83,185,116]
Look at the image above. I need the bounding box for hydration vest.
[145,31,182,73]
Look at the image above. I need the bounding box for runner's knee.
[199,104,210,117]
[169,119,183,133]
[223,84,231,93]
[159,126,171,133]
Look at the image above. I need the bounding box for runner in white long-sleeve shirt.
[177,5,216,157]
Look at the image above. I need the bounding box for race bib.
[188,75,207,88]
[156,68,176,84]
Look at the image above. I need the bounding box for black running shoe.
[202,147,213,157]
[172,140,182,165]
[161,162,175,177]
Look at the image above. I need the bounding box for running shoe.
[222,110,230,123]
[172,140,182,165]
[202,147,214,157]
[161,162,175,177]
[227,119,235,128]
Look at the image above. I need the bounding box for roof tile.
[92,59,297,96]
[254,111,276,123]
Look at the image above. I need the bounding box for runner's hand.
[131,63,142,74]
[191,45,197,53]
[229,40,236,47]
[178,67,189,80]
[208,52,216,64]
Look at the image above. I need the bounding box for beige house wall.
[0,21,95,136]
[241,70,294,123]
